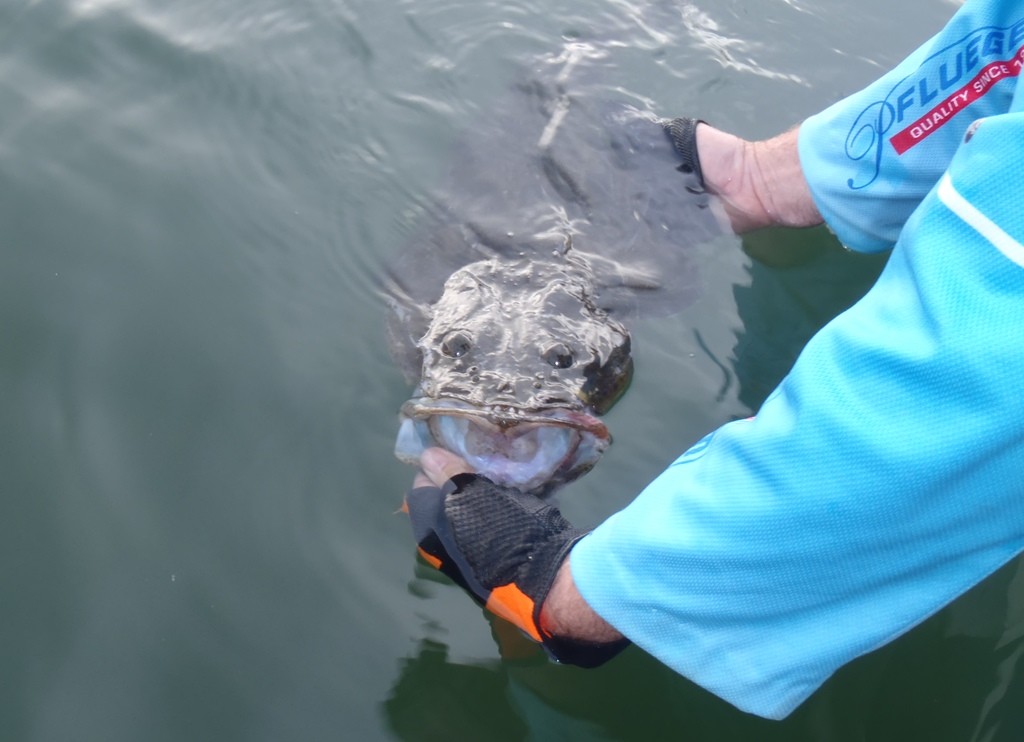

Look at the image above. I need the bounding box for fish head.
[395,257,632,494]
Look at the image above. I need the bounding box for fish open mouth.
[395,398,610,494]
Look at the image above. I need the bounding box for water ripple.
[679,4,807,85]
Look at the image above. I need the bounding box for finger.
[421,447,474,487]
[412,471,432,489]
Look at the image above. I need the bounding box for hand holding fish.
[405,447,627,666]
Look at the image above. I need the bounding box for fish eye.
[441,332,472,358]
[543,344,575,369]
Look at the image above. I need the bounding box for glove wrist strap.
[665,117,707,191]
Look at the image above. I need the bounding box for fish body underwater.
[386,42,723,495]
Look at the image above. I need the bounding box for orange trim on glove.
[485,583,541,642]
[416,546,443,570]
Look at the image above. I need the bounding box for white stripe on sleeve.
[937,173,1024,268]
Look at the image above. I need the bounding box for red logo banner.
[889,45,1024,154]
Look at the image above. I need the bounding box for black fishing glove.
[405,472,629,668]
[664,116,706,190]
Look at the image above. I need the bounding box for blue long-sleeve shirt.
[572,0,1024,719]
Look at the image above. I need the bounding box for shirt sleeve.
[571,109,1024,719]
[798,0,1024,252]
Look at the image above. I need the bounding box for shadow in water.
[730,225,890,412]
[386,554,1024,741]
[382,619,779,742]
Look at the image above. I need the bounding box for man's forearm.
[538,557,623,643]
[696,124,823,233]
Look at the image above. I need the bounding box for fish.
[385,42,723,495]
[394,252,633,493]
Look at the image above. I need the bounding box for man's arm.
[570,110,1024,718]
[540,558,622,642]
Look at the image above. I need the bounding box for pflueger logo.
[845,19,1024,189]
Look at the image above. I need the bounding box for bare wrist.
[696,124,822,233]
[538,558,623,644]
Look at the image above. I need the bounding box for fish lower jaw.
[431,415,578,493]
[394,400,610,494]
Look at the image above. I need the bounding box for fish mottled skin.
[419,256,632,416]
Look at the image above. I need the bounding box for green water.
[1,0,1020,739]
